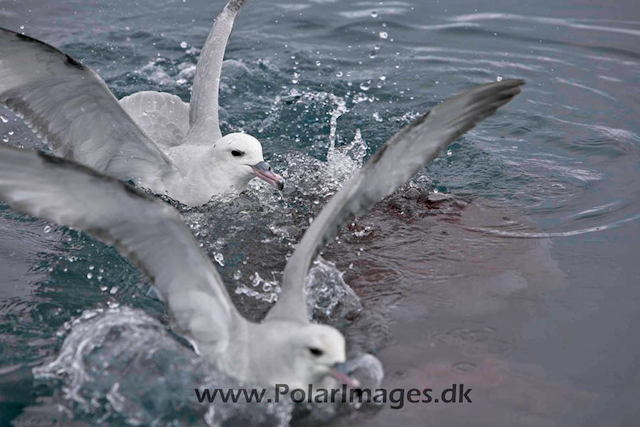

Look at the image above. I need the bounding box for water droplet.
[43,225,52,233]
[496,75,503,82]
[0,114,8,123]
[180,41,188,49]
[359,81,371,91]
[214,252,225,266]
[371,10,378,18]
[19,25,24,30]
[446,150,452,156]
[89,265,95,270]
[373,112,383,122]
[110,286,119,294]
[2,136,7,143]
[379,31,388,39]
[233,270,242,280]
[380,75,387,81]
[335,71,343,77]
[86,273,93,279]
[316,60,321,67]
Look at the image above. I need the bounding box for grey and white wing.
[0,28,175,182]
[120,91,190,148]
[0,144,243,353]
[187,0,247,142]
[267,79,525,322]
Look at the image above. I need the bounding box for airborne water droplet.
[497,75,503,82]
[180,41,188,49]
[214,252,225,266]
[86,273,93,279]
[379,31,388,39]
[371,10,378,18]
[43,225,52,233]
[0,114,8,123]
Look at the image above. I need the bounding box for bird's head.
[269,323,359,391]
[211,133,284,191]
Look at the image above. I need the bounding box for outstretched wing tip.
[227,0,248,13]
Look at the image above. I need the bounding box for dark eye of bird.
[231,150,244,157]
[309,347,323,357]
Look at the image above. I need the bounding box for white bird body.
[134,133,268,206]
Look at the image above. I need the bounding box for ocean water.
[1,0,640,425]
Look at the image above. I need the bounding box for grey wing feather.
[187,0,247,142]
[0,28,175,181]
[0,144,243,352]
[267,79,525,322]
[120,91,190,148]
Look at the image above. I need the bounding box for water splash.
[33,307,295,425]
[305,257,362,324]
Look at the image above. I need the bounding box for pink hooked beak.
[251,161,284,191]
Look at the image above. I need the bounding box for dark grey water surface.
[1,0,639,425]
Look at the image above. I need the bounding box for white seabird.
[0,80,523,390]
[0,0,283,207]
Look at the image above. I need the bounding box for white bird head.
[244,322,359,391]
[211,133,284,192]
[287,323,359,390]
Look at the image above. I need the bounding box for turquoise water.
[1,0,640,425]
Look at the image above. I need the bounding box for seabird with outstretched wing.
[0,0,283,207]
